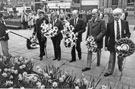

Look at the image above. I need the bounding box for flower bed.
[0,55,131,89]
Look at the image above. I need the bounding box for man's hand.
[75,32,78,36]
[104,47,108,51]
[6,30,11,33]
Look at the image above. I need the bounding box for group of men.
[0,7,131,77]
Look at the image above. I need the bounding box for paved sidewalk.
[0,25,135,89]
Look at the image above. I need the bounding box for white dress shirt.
[114,19,122,41]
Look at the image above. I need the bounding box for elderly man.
[82,9,106,71]
[69,10,86,62]
[104,8,131,77]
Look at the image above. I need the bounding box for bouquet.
[115,38,135,58]
[62,25,77,48]
[86,36,97,52]
[41,22,58,38]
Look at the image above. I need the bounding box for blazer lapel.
[92,18,100,28]
[111,21,115,39]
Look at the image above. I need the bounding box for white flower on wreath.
[9,75,13,79]
[18,74,23,80]
[83,78,88,85]
[6,80,13,86]
[40,85,45,89]
[36,65,41,70]
[75,86,79,89]
[4,68,8,72]
[14,70,18,74]
[2,72,8,77]
[52,82,58,87]
[23,72,27,77]
[20,87,25,89]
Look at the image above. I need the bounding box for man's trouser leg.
[1,41,10,57]
[87,51,92,68]
[108,51,116,73]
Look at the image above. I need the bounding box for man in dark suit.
[51,13,63,61]
[33,10,49,61]
[69,10,86,62]
[104,8,131,77]
[82,9,106,71]
[0,12,11,58]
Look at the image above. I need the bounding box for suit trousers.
[51,38,61,59]
[107,51,124,73]
[37,36,47,57]
[0,40,10,57]
[71,40,81,61]
[87,48,101,68]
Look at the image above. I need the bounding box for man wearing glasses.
[104,8,131,77]
[82,9,106,71]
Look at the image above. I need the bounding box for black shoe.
[40,57,43,61]
[82,67,91,72]
[57,58,61,61]
[118,65,123,71]
[69,60,76,63]
[97,63,100,67]
[104,72,112,77]
[53,58,57,61]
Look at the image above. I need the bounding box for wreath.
[62,25,77,48]
[115,38,135,57]
[41,22,58,38]
[86,36,97,52]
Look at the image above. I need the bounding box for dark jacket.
[105,20,131,52]
[0,20,9,41]
[51,19,63,40]
[86,18,106,48]
[70,18,86,42]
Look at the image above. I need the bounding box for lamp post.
[42,0,48,12]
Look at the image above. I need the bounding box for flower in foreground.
[2,72,8,77]
[52,82,58,87]
[75,86,79,89]
[36,82,42,88]
[20,87,25,89]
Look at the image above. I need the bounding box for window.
[112,0,118,5]
[127,0,134,5]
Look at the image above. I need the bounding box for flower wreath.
[86,36,97,52]
[41,22,58,38]
[115,38,135,57]
[62,25,77,48]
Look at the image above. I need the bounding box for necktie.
[74,19,76,26]
[116,21,120,40]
